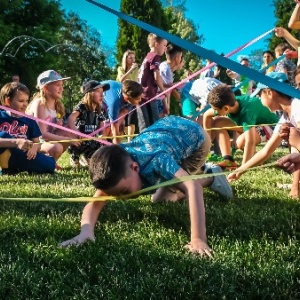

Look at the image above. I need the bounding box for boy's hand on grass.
[185,239,213,258]
[59,232,95,247]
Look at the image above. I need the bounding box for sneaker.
[79,156,89,167]
[217,159,238,170]
[70,157,80,167]
[276,183,292,190]
[208,164,233,199]
[280,140,289,148]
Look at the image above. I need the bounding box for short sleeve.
[74,103,86,114]
[116,67,125,82]
[150,153,181,181]
[149,54,161,71]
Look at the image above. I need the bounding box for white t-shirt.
[274,99,300,133]
[189,77,222,106]
[159,61,174,85]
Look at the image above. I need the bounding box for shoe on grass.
[208,164,233,199]
[217,159,238,170]
[276,183,292,190]
[70,157,80,167]
[79,156,89,167]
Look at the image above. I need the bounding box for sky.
[59,0,277,63]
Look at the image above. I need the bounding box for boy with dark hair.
[158,43,183,115]
[101,79,143,144]
[60,116,233,257]
[203,84,278,169]
[228,72,300,198]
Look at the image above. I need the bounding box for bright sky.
[60,0,277,62]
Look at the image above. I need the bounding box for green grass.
[1,147,300,299]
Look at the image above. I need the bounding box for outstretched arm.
[59,189,108,247]
[274,27,300,50]
[228,132,281,181]
[288,1,300,29]
[174,168,212,257]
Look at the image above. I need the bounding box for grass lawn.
[0,146,300,299]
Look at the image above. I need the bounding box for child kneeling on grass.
[203,84,278,169]
[60,115,233,257]
[228,72,300,198]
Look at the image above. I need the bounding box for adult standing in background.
[116,50,139,82]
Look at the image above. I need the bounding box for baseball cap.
[251,72,288,97]
[81,80,110,94]
[37,70,70,89]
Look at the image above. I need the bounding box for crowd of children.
[2,10,300,257]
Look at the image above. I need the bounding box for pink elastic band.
[0,105,112,145]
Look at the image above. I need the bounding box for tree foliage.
[268,0,299,51]
[116,0,169,65]
[0,0,112,112]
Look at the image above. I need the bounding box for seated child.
[26,70,78,163]
[228,72,300,198]
[67,80,110,167]
[60,115,233,257]
[0,82,55,174]
[203,84,278,169]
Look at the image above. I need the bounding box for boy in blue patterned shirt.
[60,116,233,257]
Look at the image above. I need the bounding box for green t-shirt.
[227,95,278,132]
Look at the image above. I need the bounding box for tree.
[0,1,113,112]
[164,4,203,78]
[55,12,112,111]
[116,0,169,65]
[0,0,65,89]
[248,49,265,71]
[268,0,299,51]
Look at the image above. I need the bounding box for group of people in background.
[2,1,300,256]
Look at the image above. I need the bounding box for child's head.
[207,84,236,116]
[0,82,30,113]
[274,43,290,58]
[262,50,274,64]
[165,44,182,64]
[251,72,291,112]
[122,50,135,71]
[81,80,110,112]
[240,58,250,67]
[122,80,144,106]
[147,33,167,56]
[89,145,142,195]
[34,70,70,116]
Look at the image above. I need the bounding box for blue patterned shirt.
[120,116,205,188]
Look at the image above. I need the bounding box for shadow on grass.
[0,216,299,299]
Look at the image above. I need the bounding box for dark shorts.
[0,132,56,174]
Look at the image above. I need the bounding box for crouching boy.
[60,116,233,256]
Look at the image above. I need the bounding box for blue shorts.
[0,132,56,174]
